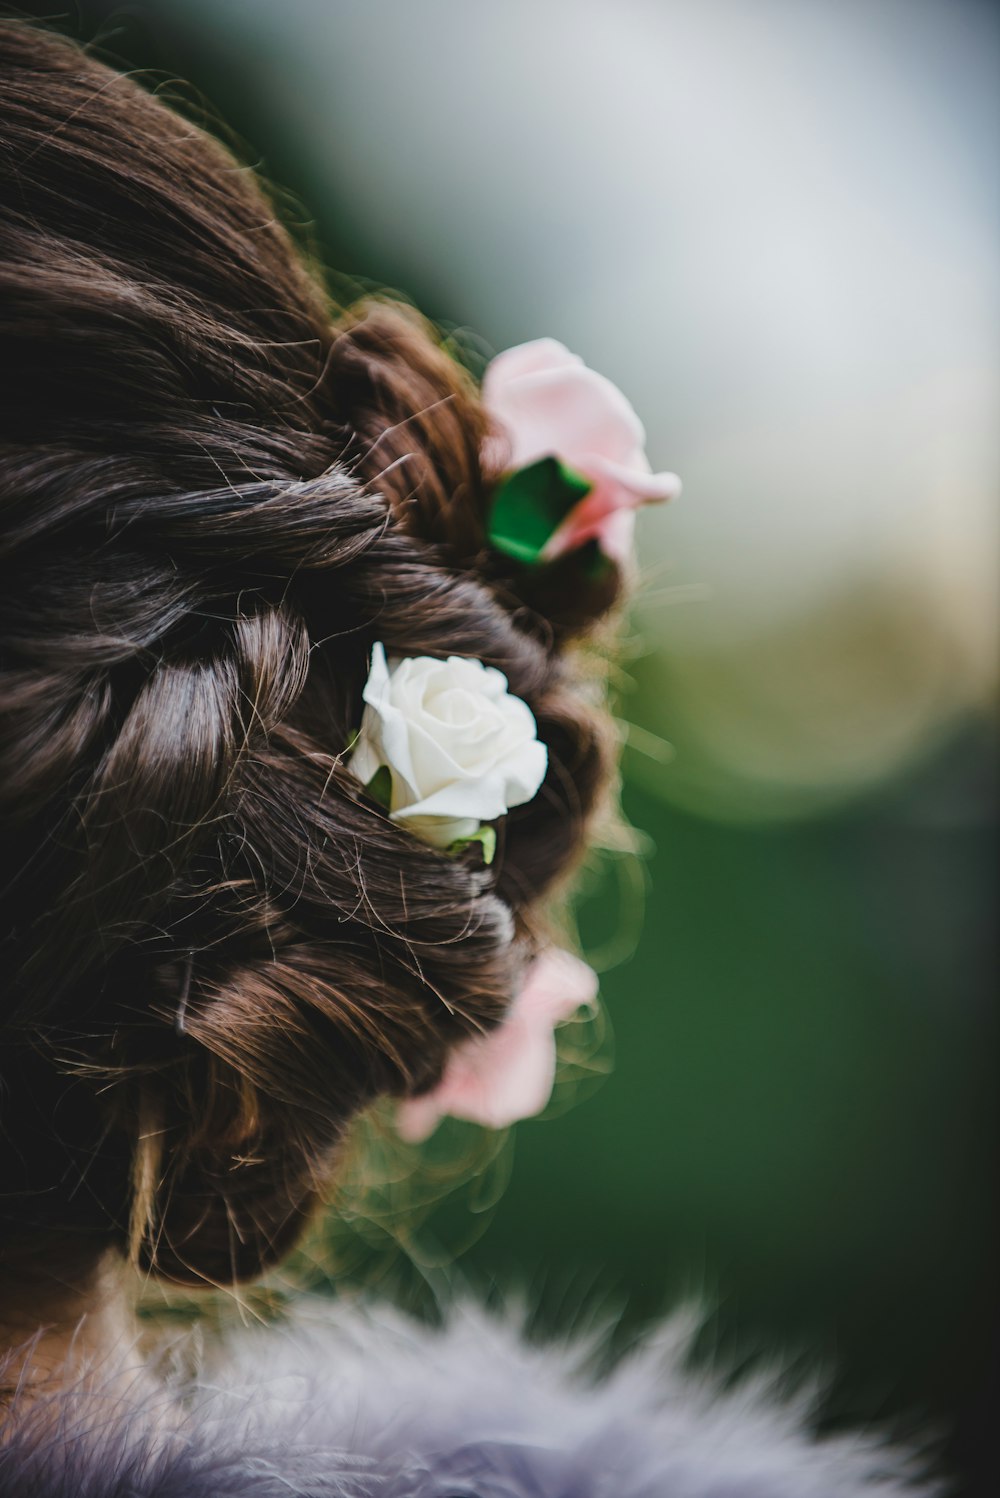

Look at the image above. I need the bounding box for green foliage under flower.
[488,456,592,564]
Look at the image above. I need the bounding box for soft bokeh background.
[18,0,998,1485]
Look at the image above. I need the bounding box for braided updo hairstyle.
[0,24,621,1290]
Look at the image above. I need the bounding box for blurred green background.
[14,0,997,1485]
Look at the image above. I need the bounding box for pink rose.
[482,338,681,564]
[396,948,599,1142]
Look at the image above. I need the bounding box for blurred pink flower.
[396,948,599,1143]
[483,338,681,564]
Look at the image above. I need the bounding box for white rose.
[348,643,548,850]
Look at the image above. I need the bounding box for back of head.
[0,24,618,1291]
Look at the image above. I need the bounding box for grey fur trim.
[0,1301,939,1497]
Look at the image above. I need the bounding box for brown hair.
[0,23,620,1291]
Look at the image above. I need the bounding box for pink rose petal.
[481,338,581,395]
[487,365,645,472]
[543,457,682,563]
[482,339,680,565]
[396,949,598,1143]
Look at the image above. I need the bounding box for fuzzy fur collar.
[0,1300,937,1497]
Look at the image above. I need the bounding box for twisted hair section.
[0,23,619,1287]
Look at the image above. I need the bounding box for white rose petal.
[348,642,548,850]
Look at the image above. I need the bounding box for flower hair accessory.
[396,947,599,1141]
[483,338,681,567]
[348,643,547,857]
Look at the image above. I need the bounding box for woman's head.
[0,24,621,1290]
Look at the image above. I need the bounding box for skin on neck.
[0,1247,143,1401]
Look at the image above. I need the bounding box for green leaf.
[365,764,392,809]
[446,824,497,865]
[487,456,592,565]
